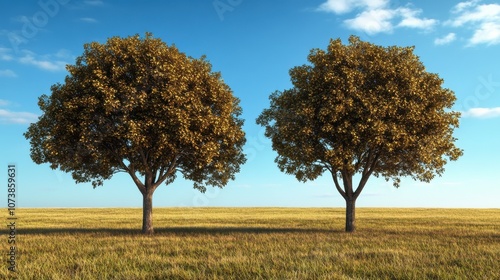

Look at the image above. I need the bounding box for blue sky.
[1,0,499,208]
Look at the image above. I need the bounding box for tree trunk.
[142,190,154,234]
[345,197,356,232]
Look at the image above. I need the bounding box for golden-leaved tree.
[25,33,246,234]
[257,36,463,232]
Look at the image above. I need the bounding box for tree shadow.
[19,226,342,236]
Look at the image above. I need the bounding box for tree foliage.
[25,33,246,232]
[257,36,463,231]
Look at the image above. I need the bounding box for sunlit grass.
[4,208,499,279]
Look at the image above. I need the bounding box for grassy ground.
[3,208,499,279]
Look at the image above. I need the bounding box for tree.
[257,36,463,232]
[25,33,246,234]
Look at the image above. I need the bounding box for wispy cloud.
[80,17,98,23]
[0,109,38,124]
[435,33,457,45]
[0,69,17,77]
[19,54,66,71]
[317,0,437,35]
[448,1,500,46]
[453,0,481,13]
[313,193,338,198]
[0,47,14,61]
[84,0,104,6]
[18,50,68,71]
[0,100,38,124]
[462,107,500,118]
[54,49,73,59]
[0,48,72,72]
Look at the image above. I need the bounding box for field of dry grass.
[3,207,499,279]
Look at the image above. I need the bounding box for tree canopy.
[257,36,463,232]
[25,33,246,233]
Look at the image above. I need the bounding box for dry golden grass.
[3,208,499,279]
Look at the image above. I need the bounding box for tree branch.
[354,152,380,198]
[322,162,333,174]
[354,149,368,172]
[354,173,370,199]
[362,149,373,177]
[367,152,380,175]
[152,153,180,190]
[331,171,347,200]
[139,148,149,170]
[126,163,146,195]
[341,169,353,198]
[119,160,131,173]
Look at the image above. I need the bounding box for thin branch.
[354,152,380,198]
[353,149,368,171]
[322,162,333,174]
[367,152,381,175]
[152,153,180,191]
[331,171,347,200]
[126,164,146,195]
[354,173,370,199]
[103,140,129,172]
[139,148,155,191]
[119,160,131,173]
[139,148,149,170]
[362,149,373,177]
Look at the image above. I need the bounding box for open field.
[3,208,499,279]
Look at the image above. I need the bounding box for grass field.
[4,208,499,279]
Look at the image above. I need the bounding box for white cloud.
[317,0,438,35]
[0,69,17,77]
[434,33,457,45]
[318,0,388,14]
[318,0,353,14]
[452,0,481,14]
[463,107,500,118]
[398,7,437,30]
[80,17,98,23]
[448,2,500,46]
[470,22,500,45]
[0,109,38,124]
[0,99,10,106]
[345,9,396,35]
[18,50,68,71]
[450,3,500,26]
